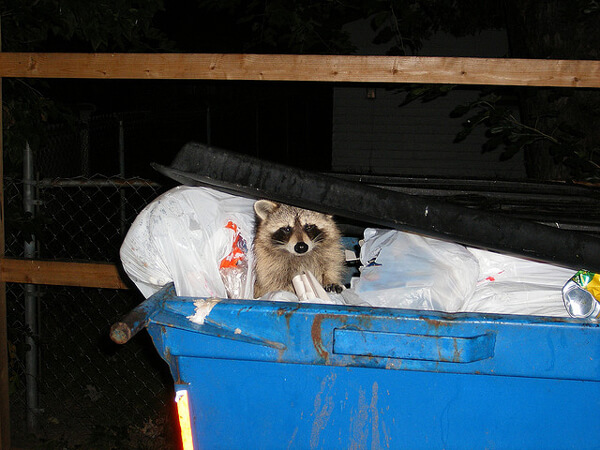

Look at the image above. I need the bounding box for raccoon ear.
[254,200,279,220]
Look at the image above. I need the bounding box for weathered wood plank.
[0,258,129,290]
[0,52,598,87]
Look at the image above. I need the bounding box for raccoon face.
[271,220,324,256]
[255,200,330,257]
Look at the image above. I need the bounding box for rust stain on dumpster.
[452,338,463,363]
[311,314,347,362]
[311,314,330,361]
[276,303,300,331]
[423,316,452,330]
[163,345,184,385]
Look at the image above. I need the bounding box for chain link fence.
[5,111,191,447]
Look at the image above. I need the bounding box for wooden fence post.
[0,15,12,450]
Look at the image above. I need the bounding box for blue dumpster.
[113,142,600,448]
[111,283,600,449]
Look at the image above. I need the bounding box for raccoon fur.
[253,200,345,298]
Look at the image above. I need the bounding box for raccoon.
[253,200,345,298]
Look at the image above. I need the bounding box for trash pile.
[121,186,581,318]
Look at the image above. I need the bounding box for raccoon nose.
[294,242,309,254]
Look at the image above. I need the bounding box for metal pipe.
[23,141,39,432]
[206,105,211,147]
[119,119,126,236]
[79,109,92,177]
[118,118,125,176]
[37,178,160,188]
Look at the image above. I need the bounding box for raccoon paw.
[324,283,344,294]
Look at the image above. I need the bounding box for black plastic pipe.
[152,142,600,272]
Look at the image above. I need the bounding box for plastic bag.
[461,248,575,317]
[120,186,255,299]
[352,228,480,311]
[351,228,575,316]
[219,220,251,299]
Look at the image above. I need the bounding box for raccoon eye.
[279,226,292,234]
[304,224,315,232]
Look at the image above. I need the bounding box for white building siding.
[332,28,527,179]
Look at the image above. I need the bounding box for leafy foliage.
[196,0,505,56]
[399,84,600,180]
[450,90,600,179]
[1,0,171,52]
[382,1,600,181]
[365,0,505,55]
[196,0,359,54]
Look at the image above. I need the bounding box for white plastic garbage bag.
[352,228,480,311]
[120,186,255,299]
[351,228,576,316]
[461,248,575,317]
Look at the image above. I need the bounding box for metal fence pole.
[206,105,211,147]
[119,118,127,236]
[23,142,39,432]
[79,105,95,177]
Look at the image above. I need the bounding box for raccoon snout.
[294,242,309,254]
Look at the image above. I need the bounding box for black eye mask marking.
[271,226,292,244]
[304,224,324,242]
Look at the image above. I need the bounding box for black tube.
[152,142,600,272]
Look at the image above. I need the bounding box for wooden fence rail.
[0,258,128,290]
[1,53,600,87]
